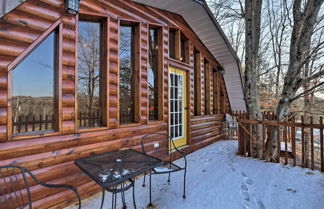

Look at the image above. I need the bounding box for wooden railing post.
[256,114,259,158]
[284,122,288,165]
[262,112,266,160]
[238,111,243,155]
[277,114,280,163]
[269,112,273,161]
[291,116,296,166]
[249,113,252,157]
[301,115,305,167]
[320,117,323,172]
[310,116,314,170]
[243,112,246,156]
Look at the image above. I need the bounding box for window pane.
[77,21,103,128]
[194,50,200,116]
[180,34,188,63]
[148,27,160,121]
[120,25,135,124]
[204,59,210,115]
[12,32,56,135]
[169,29,176,59]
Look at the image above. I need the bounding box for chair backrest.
[0,165,32,209]
[141,133,170,159]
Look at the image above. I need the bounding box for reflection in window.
[12,32,56,135]
[148,27,160,121]
[120,25,136,124]
[77,21,103,128]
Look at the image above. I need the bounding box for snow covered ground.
[68,140,324,209]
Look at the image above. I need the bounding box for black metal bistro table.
[75,149,162,209]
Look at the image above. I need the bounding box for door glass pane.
[170,72,185,139]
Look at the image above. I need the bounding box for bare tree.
[78,23,101,114]
[276,0,324,120]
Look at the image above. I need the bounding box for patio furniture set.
[0,133,187,209]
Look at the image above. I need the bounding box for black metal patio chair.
[0,165,81,209]
[141,133,187,206]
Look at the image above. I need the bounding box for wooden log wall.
[0,0,232,208]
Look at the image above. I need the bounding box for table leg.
[132,180,137,209]
[121,183,127,209]
[100,188,105,209]
[149,171,152,207]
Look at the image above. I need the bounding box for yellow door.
[169,66,187,149]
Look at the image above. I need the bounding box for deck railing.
[232,111,324,172]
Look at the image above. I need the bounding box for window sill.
[119,122,141,128]
[168,58,192,68]
[77,126,108,133]
[147,120,164,125]
[12,131,60,141]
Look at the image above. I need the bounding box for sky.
[12,32,55,97]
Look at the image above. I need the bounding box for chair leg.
[183,168,187,199]
[111,192,115,209]
[167,172,171,183]
[114,191,117,209]
[149,171,153,207]
[132,180,137,209]
[143,173,146,187]
[121,183,127,209]
[100,188,105,209]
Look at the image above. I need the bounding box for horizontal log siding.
[0,0,230,208]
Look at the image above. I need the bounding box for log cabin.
[0,0,246,208]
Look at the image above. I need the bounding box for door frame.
[168,65,189,149]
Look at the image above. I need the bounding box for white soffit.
[131,0,246,111]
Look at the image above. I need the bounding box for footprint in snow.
[241,184,248,191]
[241,191,250,201]
[243,203,250,209]
[256,200,266,209]
[241,172,247,177]
[246,178,253,185]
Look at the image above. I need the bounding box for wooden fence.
[232,111,324,172]
[13,112,103,133]
[13,115,55,134]
[78,112,101,127]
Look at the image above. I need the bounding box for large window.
[194,49,201,116]
[169,28,177,60]
[119,23,138,124]
[204,59,211,115]
[148,26,162,121]
[12,31,57,135]
[213,68,218,114]
[180,32,189,63]
[77,21,103,128]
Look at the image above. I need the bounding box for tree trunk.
[244,0,262,117]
